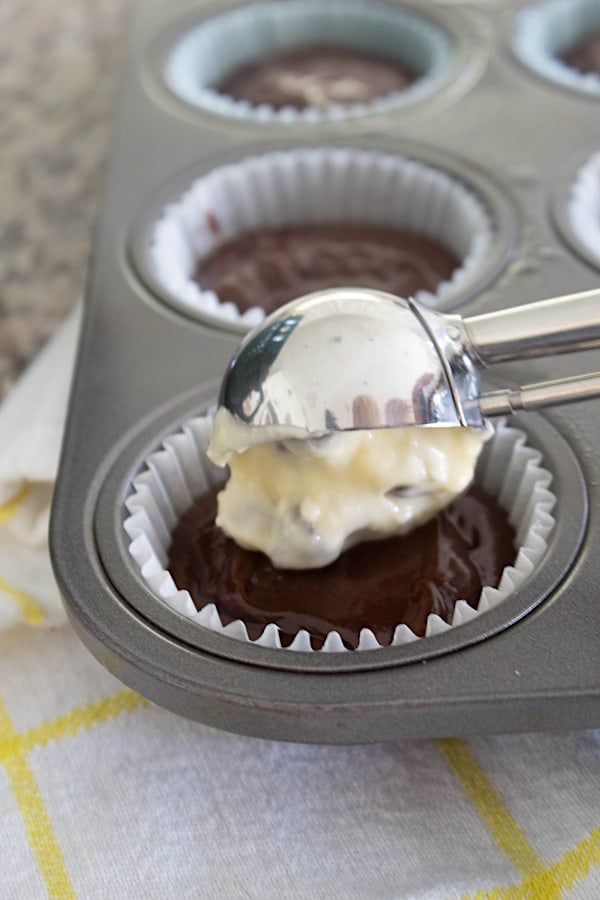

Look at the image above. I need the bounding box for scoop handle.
[479,372,600,417]
[463,288,600,365]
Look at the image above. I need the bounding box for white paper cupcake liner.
[123,412,556,653]
[567,151,600,265]
[514,0,600,96]
[149,147,495,329]
[164,0,454,124]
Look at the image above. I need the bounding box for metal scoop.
[218,287,600,434]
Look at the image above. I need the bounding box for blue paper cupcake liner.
[164,0,455,124]
[514,0,600,96]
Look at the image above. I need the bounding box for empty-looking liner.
[514,0,600,96]
[164,0,455,124]
[567,151,600,265]
[123,412,556,653]
[148,147,495,329]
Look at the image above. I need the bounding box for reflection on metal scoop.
[218,287,600,435]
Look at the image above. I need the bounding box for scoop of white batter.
[207,408,491,569]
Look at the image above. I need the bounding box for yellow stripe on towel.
[21,690,148,753]
[0,689,146,897]
[438,738,546,880]
[0,486,46,625]
[467,828,600,898]
[0,700,75,899]
[0,484,30,523]
[517,827,600,898]
[0,573,45,626]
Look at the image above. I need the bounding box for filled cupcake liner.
[567,151,600,265]
[149,147,495,328]
[123,411,556,653]
[514,0,600,96]
[164,0,454,124]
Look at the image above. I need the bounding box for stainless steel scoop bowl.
[218,287,600,434]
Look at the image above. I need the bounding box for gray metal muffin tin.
[50,0,600,743]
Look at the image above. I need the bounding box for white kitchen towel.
[0,304,80,629]
[1,624,600,899]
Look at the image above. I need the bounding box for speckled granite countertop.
[0,0,131,398]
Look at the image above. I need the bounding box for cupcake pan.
[51,0,600,743]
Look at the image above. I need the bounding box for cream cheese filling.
[207,409,491,569]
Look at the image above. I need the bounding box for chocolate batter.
[194,225,459,314]
[167,485,516,650]
[563,31,600,75]
[562,32,600,75]
[218,45,415,110]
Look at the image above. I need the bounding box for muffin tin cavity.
[513,0,600,96]
[97,400,587,670]
[163,0,456,124]
[136,147,505,332]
